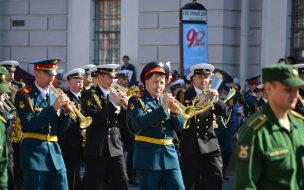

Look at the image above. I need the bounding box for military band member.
[52,70,65,91]
[234,64,304,189]
[291,63,304,116]
[80,64,95,90]
[248,84,267,116]
[82,64,128,190]
[127,61,185,190]
[168,79,184,96]
[170,70,181,83]
[214,85,234,181]
[62,68,86,190]
[0,66,12,190]
[242,75,261,118]
[14,58,71,190]
[176,63,226,190]
[0,60,21,190]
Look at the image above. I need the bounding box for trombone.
[50,85,93,129]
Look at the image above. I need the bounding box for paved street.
[81,167,234,190]
[128,177,234,190]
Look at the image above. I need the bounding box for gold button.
[115,121,117,123]
[108,135,110,138]
[165,134,167,137]
[109,121,110,123]
[205,133,207,136]
[109,128,111,131]
[161,121,164,124]
[197,126,199,129]
[197,119,200,122]
[206,119,208,121]
[116,135,118,138]
[206,126,208,128]
[197,133,199,136]
[164,127,166,130]
[116,127,117,130]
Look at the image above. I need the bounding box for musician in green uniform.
[14,58,71,190]
[128,61,185,190]
[234,64,304,189]
[0,66,12,190]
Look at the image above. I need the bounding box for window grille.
[93,0,121,65]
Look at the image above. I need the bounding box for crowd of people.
[0,55,304,190]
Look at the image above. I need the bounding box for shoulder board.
[248,113,268,131]
[20,86,32,94]
[291,110,304,120]
[90,89,96,93]
[0,115,6,123]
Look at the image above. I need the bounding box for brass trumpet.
[158,90,196,128]
[110,83,140,109]
[50,85,93,129]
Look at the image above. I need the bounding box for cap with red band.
[140,61,170,83]
[30,58,61,75]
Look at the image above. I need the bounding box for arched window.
[94,0,121,65]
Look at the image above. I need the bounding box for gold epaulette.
[291,110,304,120]
[92,92,102,110]
[20,86,35,114]
[0,115,6,123]
[248,113,268,131]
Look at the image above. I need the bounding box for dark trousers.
[12,143,23,187]
[84,155,128,190]
[215,127,233,174]
[63,146,83,190]
[180,151,223,190]
[137,168,184,190]
[121,124,136,178]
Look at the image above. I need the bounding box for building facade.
[0,0,298,88]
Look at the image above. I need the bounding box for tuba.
[50,85,93,129]
[183,71,224,129]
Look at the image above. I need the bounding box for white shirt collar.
[262,97,268,103]
[35,82,48,99]
[98,85,109,97]
[193,86,203,95]
[70,90,80,99]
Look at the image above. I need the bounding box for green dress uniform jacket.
[234,103,304,190]
[14,83,71,171]
[127,89,184,170]
[0,115,8,190]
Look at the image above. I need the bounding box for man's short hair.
[123,55,129,60]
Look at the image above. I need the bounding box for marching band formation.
[0,58,304,190]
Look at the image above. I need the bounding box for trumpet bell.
[80,116,93,129]
[8,109,17,120]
